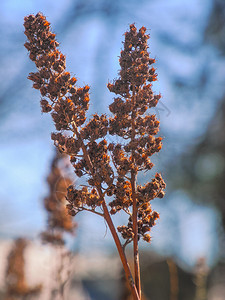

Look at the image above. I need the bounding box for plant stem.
[81,207,104,217]
[167,259,178,300]
[131,88,141,298]
[71,120,140,300]
[131,170,141,297]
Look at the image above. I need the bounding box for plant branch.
[81,207,104,217]
[131,87,141,298]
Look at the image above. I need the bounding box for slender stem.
[131,88,141,298]
[81,207,104,217]
[122,239,132,251]
[167,259,178,300]
[101,200,139,300]
[131,171,141,297]
[71,120,140,300]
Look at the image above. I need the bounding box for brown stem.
[131,88,141,298]
[167,259,178,300]
[131,170,141,297]
[71,120,140,300]
[81,207,104,217]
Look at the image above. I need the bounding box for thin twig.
[81,207,104,217]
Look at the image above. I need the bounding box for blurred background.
[0,0,225,299]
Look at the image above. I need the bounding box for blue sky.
[0,0,223,268]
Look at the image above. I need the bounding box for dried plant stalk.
[41,151,76,245]
[41,151,76,300]
[24,13,166,299]
[5,238,41,300]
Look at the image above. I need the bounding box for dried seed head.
[107,24,166,243]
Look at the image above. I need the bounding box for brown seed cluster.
[107,24,166,243]
[118,206,160,243]
[67,185,101,215]
[81,114,108,141]
[41,152,76,245]
[24,13,89,128]
[5,239,41,300]
[24,14,165,247]
[108,24,158,97]
[116,173,165,243]
[24,13,109,218]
